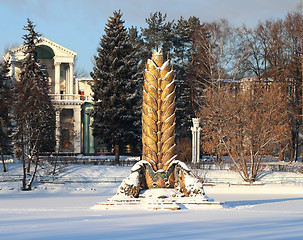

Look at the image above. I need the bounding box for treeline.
[1,10,302,180]
[127,11,303,164]
[190,12,302,165]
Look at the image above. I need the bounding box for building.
[4,37,95,155]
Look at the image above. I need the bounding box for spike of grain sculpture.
[114,50,206,199]
[142,49,176,172]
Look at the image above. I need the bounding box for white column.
[191,118,201,164]
[55,110,61,152]
[73,107,81,153]
[75,77,79,96]
[66,65,70,94]
[69,63,74,94]
[54,62,61,94]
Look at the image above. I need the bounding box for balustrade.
[49,94,93,102]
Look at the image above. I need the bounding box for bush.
[176,138,192,163]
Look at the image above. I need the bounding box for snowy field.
[1,160,303,239]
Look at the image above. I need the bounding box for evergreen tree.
[173,16,200,140]
[141,12,174,59]
[173,16,200,71]
[13,19,55,190]
[128,26,144,54]
[128,26,145,83]
[90,11,141,164]
[0,59,13,171]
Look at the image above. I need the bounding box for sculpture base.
[92,160,223,210]
[93,188,223,210]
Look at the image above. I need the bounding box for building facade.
[4,37,94,154]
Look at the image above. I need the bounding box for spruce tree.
[141,12,174,59]
[13,19,55,190]
[128,26,145,82]
[173,17,200,140]
[91,11,141,164]
[0,59,13,171]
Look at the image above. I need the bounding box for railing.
[49,94,93,102]
[37,176,124,184]
[202,176,303,185]
[0,175,124,184]
[2,174,303,185]
[40,156,139,166]
[0,174,23,182]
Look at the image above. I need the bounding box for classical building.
[4,37,94,155]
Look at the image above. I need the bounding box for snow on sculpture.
[94,50,222,210]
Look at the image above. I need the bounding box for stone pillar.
[66,65,70,94]
[89,116,95,154]
[191,118,201,164]
[75,77,79,96]
[73,107,81,153]
[69,63,74,94]
[82,106,89,154]
[54,62,61,94]
[82,105,95,154]
[55,110,61,152]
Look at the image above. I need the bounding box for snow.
[1,160,303,239]
[160,60,170,70]
[174,160,190,171]
[130,160,149,172]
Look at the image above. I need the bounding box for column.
[191,125,196,164]
[55,110,61,152]
[75,77,79,96]
[69,63,74,94]
[82,105,89,154]
[54,62,61,95]
[89,116,95,154]
[66,65,70,95]
[191,118,201,164]
[73,107,81,153]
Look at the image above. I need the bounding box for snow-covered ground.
[1,160,303,239]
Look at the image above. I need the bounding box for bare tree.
[200,81,290,182]
[189,19,249,113]
[238,12,303,162]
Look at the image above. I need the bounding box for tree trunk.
[53,150,59,175]
[21,135,27,191]
[0,147,7,172]
[27,155,31,174]
[279,143,285,162]
[27,153,39,190]
[294,129,299,162]
[289,136,294,163]
[114,144,120,165]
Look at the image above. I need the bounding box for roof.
[4,37,77,62]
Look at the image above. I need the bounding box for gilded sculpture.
[114,49,205,197]
[94,49,222,210]
[142,49,176,171]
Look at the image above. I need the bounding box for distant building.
[4,37,95,155]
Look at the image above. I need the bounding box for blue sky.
[0,0,301,75]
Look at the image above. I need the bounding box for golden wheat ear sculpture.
[142,49,177,171]
[109,49,207,200]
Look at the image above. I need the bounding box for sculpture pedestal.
[93,161,224,210]
[93,188,223,210]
